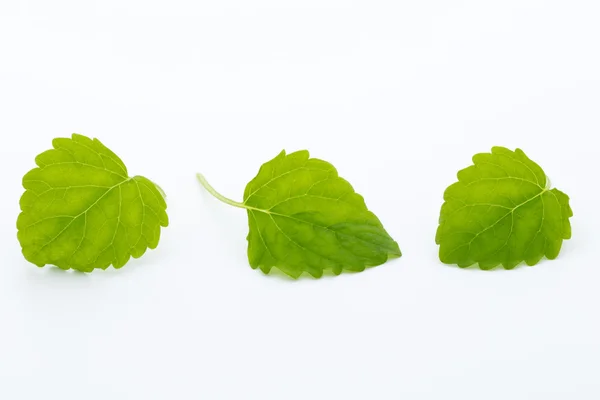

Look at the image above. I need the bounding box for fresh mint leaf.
[17,134,169,272]
[198,150,401,278]
[436,146,572,269]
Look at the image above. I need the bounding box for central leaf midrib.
[467,187,549,246]
[248,206,396,253]
[34,177,132,255]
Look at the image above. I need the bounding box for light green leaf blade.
[435,146,572,269]
[17,134,169,272]
[198,150,401,278]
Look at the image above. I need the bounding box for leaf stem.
[545,175,552,190]
[196,173,247,209]
[153,181,167,199]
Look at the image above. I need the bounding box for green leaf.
[436,146,572,269]
[198,150,401,278]
[17,134,169,272]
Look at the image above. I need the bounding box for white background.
[1,1,599,399]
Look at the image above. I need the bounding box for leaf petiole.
[196,173,248,210]
[152,181,167,199]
